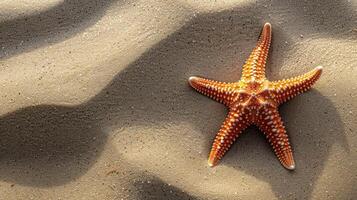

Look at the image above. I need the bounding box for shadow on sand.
[132,176,198,200]
[0,0,352,198]
[0,0,123,59]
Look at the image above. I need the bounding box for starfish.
[188,23,322,170]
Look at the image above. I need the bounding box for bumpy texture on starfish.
[188,23,322,170]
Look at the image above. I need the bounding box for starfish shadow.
[222,90,347,199]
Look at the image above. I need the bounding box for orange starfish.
[188,23,322,170]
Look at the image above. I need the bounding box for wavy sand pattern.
[0,0,356,199]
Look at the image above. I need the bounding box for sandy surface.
[0,0,356,199]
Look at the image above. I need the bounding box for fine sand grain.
[0,0,356,199]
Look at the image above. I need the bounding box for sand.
[0,0,356,199]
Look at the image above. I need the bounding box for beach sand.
[0,0,356,199]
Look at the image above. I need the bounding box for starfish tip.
[315,66,323,71]
[286,164,295,170]
[264,22,271,27]
[207,159,216,167]
[188,76,197,84]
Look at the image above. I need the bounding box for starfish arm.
[256,106,295,170]
[208,106,250,166]
[188,76,239,106]
[269,66,323,105]
[241,22,272,82]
